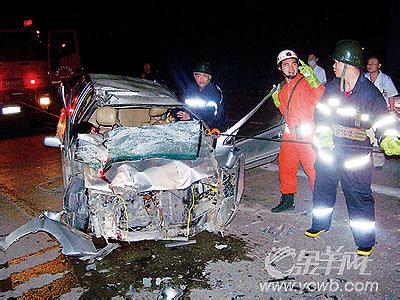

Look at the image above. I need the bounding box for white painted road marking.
[260,164,400,198]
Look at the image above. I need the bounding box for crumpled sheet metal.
[79,242,120,263]
[75,134,108,170]
[0,212,97,256]
[91,75,181,106]
[84,157,217,194]
[82,123,218,194]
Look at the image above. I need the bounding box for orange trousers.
[278,140,316,194]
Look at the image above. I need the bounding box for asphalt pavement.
[0,132,399,299]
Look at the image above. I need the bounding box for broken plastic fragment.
[80,243,120,262]
[0,211,97,256]
[143,277,152,288]
[158,286,183,299]
[215,244,228,250]
[164,240,197,248]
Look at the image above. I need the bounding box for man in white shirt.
[307,54,327,85]
[365,56,398,112]
[364,56,399,168]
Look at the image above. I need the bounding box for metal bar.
[218,133,384,153]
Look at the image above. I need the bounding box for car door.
[217,94,284,170]
[61,76,94,187]
[236,98,284,170]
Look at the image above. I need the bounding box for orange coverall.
[277,73,325,194]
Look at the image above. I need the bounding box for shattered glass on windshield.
[106,121,201,162]
[76,121,202,169]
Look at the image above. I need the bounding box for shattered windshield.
[76,121,202,169]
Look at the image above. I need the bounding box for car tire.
[64,176,89,232]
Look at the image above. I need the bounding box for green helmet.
[193,61,212,75]
[332,40,364,68]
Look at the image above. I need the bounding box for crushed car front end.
[73,119,244,242]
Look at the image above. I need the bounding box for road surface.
[0,132,399,299]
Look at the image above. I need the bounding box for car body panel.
[216,86,284,170]
[0,73,283,256]
[0,212,97,256]
[235,123,284,170]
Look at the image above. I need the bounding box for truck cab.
[0,23,81,128]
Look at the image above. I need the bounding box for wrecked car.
[56,74,249,241]
[0,74,284,256]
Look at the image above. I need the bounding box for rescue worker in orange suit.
[304,40,400,256]
[270,50,325,213]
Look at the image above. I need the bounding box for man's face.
[279,58,298,78]
[194,72,212,89]
[366,58,381,73]
[307,54,317,68]
[144,63,151,73]
[333,60,345,78]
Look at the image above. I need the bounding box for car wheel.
[64,176,89,232]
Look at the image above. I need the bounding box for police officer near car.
[304,40,400,256]
[270,50,325,213]
[176,61,229,132]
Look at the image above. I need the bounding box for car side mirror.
[43,136,62,148]
[225,147,240,169]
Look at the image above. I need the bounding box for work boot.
[271,194,295,213]
[356,247,374,256]
[304,228,328,238]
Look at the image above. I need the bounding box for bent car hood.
[76,121,219,193]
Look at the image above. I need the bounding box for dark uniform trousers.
[311,153,375,248]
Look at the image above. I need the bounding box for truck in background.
[0,20,81,127]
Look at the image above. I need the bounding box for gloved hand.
[298,59,321,88]
[380,136,400,156]
[207,128,221,140]
[314,126,334,150]
[272,84,281,108]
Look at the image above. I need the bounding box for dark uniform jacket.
[182,82,229,131]
[315,75,388,156]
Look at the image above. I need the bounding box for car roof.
[89,73,183,107]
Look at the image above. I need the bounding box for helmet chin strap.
[340,64,347,92]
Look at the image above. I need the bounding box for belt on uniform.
[334,125,367,141]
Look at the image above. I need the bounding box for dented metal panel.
[0,212,97,256]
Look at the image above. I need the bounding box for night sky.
[1,0,399,93]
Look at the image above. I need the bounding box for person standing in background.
[365,56,398,113]
[140,61,162,83]
[177,61,229,132]
[364,56,399,168]
[308,53,327,86]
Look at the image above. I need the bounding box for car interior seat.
[118,108,151,127]
[149,107,168,125]
[95,106,119,133]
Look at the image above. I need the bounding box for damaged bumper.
[0,211,97,256]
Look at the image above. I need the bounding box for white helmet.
[277,50,298,66]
